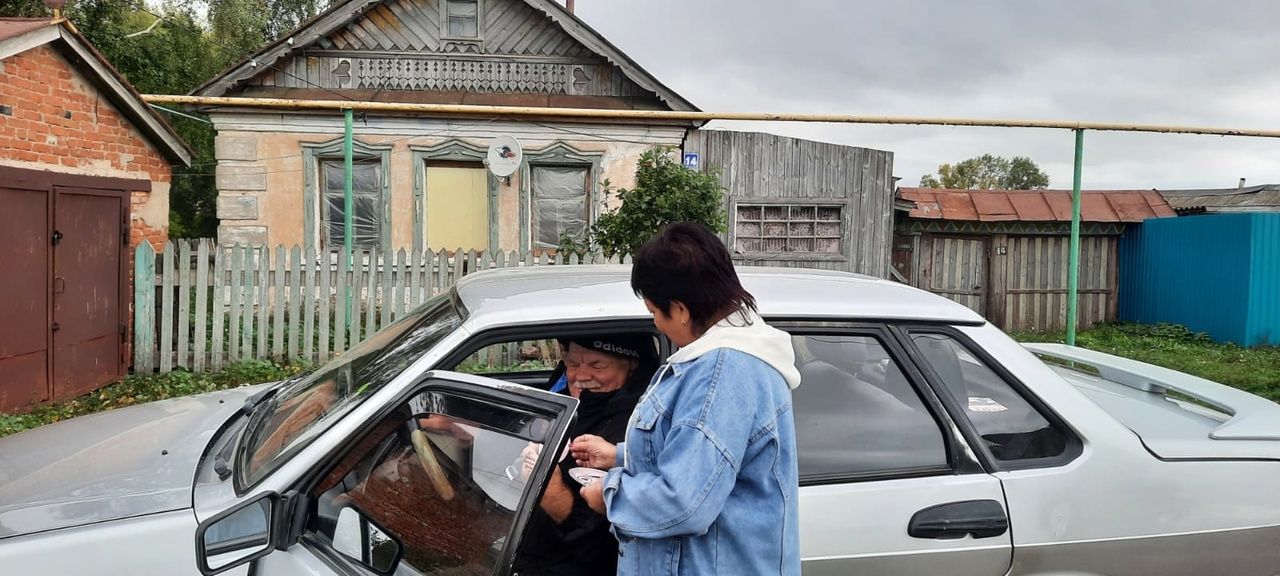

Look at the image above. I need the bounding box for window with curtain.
[446,0,479,38]
[530,165,589,249]
[322,159,383,248]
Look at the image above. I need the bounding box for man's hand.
[570,435,617,470]
[519,442,542,481]
[580,479,605,514]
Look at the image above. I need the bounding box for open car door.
[197,371,578,576]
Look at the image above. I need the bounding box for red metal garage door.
[52,186,129,401]
[0,167,135,412]
[0,184,51,409]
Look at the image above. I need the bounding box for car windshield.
[238,294,464,487]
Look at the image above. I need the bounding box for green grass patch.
[0,360,307,438]
[1012,323,1280,402]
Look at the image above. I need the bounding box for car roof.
[454,265,985,328]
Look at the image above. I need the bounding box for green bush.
[561,147,726,259]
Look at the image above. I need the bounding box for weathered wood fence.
[133,240,625,374]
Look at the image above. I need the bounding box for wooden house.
[191,0,699,254]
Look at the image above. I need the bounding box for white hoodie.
[664,310,802,390]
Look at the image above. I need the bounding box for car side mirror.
[332,505,403,574]
[195,492,276,575]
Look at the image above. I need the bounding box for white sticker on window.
[968,397,1008,413]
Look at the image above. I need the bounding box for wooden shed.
[685,130,895,277]
[893,188,1175,333]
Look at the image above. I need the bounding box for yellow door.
[426,166,489,252]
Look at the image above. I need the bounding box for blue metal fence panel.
[1247,214,1280,346]
[1119,213,1280,346]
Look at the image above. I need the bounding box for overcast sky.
[572,0,1280,190]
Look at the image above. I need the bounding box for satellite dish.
[487,136,523,178]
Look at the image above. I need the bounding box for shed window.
[530,165,589,249]
[735,203,843,253]
[321,159,383,248]
[446,0,479,38]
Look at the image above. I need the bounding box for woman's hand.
[580,480,606,514]
[519,442,542,481]
[570,435,617,470]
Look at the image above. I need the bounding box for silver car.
[1,266,1278,575]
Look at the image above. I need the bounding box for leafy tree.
[561,148,726,259]
[919,154,1050,190]
[0,0,223,235]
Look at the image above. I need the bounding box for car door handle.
[908,499,1009,540]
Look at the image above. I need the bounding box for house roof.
[897,188,1176,223]
[191,0,698,113]
[0,18,192,165]
[1157,185,1280,214]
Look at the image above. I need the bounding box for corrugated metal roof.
[0,18,52,42]
[898,188,1177,223]
[1157,185,1280,214]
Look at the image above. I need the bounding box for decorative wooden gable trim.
[191,0,696,112]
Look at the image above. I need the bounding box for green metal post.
[343,108,354,326]
[1067,129,1084,346]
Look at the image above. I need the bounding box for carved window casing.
[302,138,393,253]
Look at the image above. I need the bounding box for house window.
[321,159,383,248]
[530,165,589,249]
[446,0,479,38]
[735,203,843,253]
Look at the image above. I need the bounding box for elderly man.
[513,334,657,576]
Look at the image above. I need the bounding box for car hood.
[0,385,267,539]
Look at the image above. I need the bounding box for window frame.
[411,141,501,254]
[292,376,578,575]
[893,323,1083,472]
[520,143,603,253]
[771,320,985,486]
[302,137,393,254]
[440,0,483,42]
[729,198,850,263]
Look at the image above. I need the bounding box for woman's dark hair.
[630,222,756,334]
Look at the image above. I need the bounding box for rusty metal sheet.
[1042,191,1075,221]
[1142,190,1179,217]
[1081,193,1121,222]
[0,185,51,411]
[899,188,943,219]
[1008,192,1056,221]
[937,192,979,221]
[0,18,51,42]
[1108,192,1159,221]
[970,191,1019,221]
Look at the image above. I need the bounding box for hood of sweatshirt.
[665,310,801,389]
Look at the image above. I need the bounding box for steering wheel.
[410,429,455,501]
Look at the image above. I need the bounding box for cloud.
[574,0,1280,189]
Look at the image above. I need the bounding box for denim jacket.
[602,312,801,575]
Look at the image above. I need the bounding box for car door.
[199,371,578,576]
[780,324,1013,576]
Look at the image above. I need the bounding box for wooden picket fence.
[133,240,625,374]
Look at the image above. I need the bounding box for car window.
[454,339,561,376]
[308,389,556,576]
[909,332,1069,462]
[791,334,949,480]
[239,295,463,488]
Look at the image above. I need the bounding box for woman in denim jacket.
[577,222,802,575]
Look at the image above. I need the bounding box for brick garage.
[0,17,191,411]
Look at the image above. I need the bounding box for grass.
[0,360,307,438]
[1012,323,1280,403]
